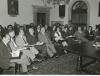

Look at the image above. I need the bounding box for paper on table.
[11,50,20,57]
[93,44,100,47]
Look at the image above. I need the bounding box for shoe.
[64,50,68,54]
[34,58,42,62]
[32,66,38,70]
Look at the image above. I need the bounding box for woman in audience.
[68,26,75,36]
[15,26,39,63]
[38,27,56,57]
[54,26,63,42]
[61,26,69,39]
[51,25,56,42]
[74,26,89,43]
[36,25,42,39]
[45,25,52,40]
[37,24,42,33]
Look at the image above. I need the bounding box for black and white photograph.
[0,0,100,75]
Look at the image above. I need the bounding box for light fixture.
[42,0,70,7]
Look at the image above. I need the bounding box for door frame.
[32,5,51,26]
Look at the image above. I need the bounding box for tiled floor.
[29,54,77,74]
[2,53,100,75]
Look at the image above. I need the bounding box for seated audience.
[38,27,56,57]
[0,29,30,74]
[15,26,39,63]
[26,26,47,59]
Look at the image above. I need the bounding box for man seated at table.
[74,26,89,43]
[0,30,30,74]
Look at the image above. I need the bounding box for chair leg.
[0,68,3,74]
[18,64,21,73]
[15,63,22,74]
[14,63,18,74]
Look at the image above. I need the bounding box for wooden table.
[60,38,100,74]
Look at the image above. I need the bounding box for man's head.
[1,30,11,44]
[41,27,45,33]
[78,26,82,32]
[8,29,15,38]
[18,26,25,36]
[29,28,34,35]
[7,24,13,30]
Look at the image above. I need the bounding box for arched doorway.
[68,0,90,29]
[71,1,87,28]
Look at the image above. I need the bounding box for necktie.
[22,36,27,44]
[11,38,17,47]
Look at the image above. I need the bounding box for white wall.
[0,0,100,29]
[88,0,100,28]
[50,4,69,25]
[0,0,44,27]
[50,0,100,29]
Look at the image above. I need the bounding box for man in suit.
[0,31,11,71]
[0,30,30,74]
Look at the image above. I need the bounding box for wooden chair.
[0,63,20,74]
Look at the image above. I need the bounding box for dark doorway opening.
[37,13,46,27]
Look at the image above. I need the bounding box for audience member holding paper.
[8,27,39,70]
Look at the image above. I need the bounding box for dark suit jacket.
[0,41,11,69]
[26,34,38,45]
[61,31,69,39]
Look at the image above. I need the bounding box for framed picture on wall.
[8,0,19,17]
[99,2,100,16]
